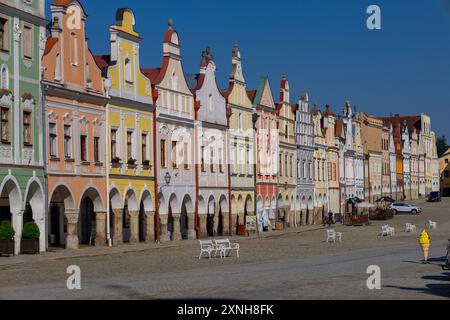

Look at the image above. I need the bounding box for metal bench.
[214,239,240,258]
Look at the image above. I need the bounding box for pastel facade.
[410,129,419,200]
[388,125,399,199]
[353,114,365,199]
[0,0,46,254]
[438,148,450,196]
[431,132,440,192]
[342,103,356,199]
[252,77,278,228]
[381,126,391,197]
[223,45,255,233]
[43,0,108,250]
[312,107,327,223]
[323,106,340,214]
[96,9,156,245]
[294,94,315,224]
[276,76,297,227]
[143,21,195,242]
[361,113,383,202]
[188,48,230,238]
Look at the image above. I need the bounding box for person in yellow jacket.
[419,229,431,264]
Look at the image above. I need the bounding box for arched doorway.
[79,187,105,246]
[48,184,75,248]
[168,194,179,241]
[79,197,95,245]
[207,196,215,237]
[109,188,122,245]
[256,196,263,232]
[218,195,228,236]
[0,177,23,254]
[123,188,138,243]
[140,190,154,242]
[24,180,45,252]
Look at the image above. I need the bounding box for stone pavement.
[0,198,449,299]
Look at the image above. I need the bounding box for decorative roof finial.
[168,18,173,29]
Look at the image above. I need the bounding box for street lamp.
[159,172,172,193]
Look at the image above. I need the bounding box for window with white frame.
[64,125,72,159]
[0,17,9,52]
[125,57,132,84]
[1,107,9,144]
[70,32,78,66]
[93,136,100,163]
[1,66,8,89]
[23,111,32,146]
[23,24,33,60]
[49,123,57,157]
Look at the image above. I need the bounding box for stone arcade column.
[213,206,219,237]
[231,213,238,236]
[159,215,169,242]
[295,210,301,228]
[128,211,139,244]
[95,211,107,246]
[199,214,207,238]
[65,209,79,250]
[301,209,307,226]
[172,213,182,241]
[187,213,196,240]
[112,209,123,245]
[145,211,155,243]
[12,210,23,255]
[222,212,230,236]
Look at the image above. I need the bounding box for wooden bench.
[214,239,240,258]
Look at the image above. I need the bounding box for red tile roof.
[44,37,58,56]
[141,68,161,84]
[246,90,257,103]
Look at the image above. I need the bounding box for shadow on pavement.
[385,272,450,299]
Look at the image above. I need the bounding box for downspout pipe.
[42,83,49,252]
[226,106,232,236]
[194,100,201,239]
[152,88,160,242]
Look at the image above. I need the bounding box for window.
[445,171,450,178]
[111,129,117,161]
[238,113,243,130]
[49,123,57,157]
[290,155,293,177]
[1,107,9,143]
[1,66,8,89]
[142,133,148,163]
[285,155,288,177]
[0,18,9,52]
[54,54,61,81]
[23,25,33,60]
[210,147,215,173]
[125,57,132,84]
[184,142,189,170]
[279,153,282,176]
[160,139,167,168]
[22,111,32,146]
[70,32,78,66]
[64,125,71,159]
[80,135,87,162]
[219,148,223,173]
[201,146,205,172]
[94,137,100,163]
[127,131,133,161]
[172,141,178,169]
[285,124,288,139]
[446,159,449,164]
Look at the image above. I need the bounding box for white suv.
[390,203,422,215]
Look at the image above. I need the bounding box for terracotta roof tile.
[44,37,58,56]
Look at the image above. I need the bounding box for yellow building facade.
[95,9,155,245]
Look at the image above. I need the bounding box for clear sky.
[47,0,450,138]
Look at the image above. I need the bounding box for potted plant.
[111,156,122,168]
[0,221,15,256]
[21,221,40,254]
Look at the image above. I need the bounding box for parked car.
[390,203,422,215]
[427,192,442,202]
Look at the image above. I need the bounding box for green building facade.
[0,0,47,254]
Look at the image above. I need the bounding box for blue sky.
[48,0,450,138]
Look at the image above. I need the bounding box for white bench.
[326,229,342,243]
[381,225,395,237]
[214,239,240,258]
[428,220,437,230]
[199,240,224,259]
[405,223,417,233]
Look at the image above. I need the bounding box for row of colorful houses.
[0,1,440,254]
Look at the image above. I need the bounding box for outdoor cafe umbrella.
[357,202,376,209]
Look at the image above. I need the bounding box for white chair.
[214,239,240,258]
[429,220,437,230]
[405,223,417,233]
[326,229,342,243]
[381,225,395,237]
